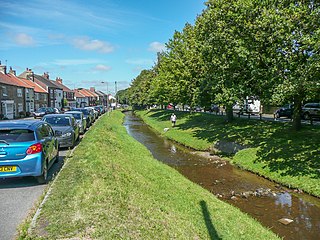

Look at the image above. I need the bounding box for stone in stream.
[278,218,294,225]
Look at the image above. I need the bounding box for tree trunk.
[225,105,234,122]
[292,95,302,131]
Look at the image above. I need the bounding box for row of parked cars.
[0,106,106,184]
[274,103,320,120]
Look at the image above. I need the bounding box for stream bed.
[123,112,320,239]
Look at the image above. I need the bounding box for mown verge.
[19,110,279,239]
[135,109,320,197]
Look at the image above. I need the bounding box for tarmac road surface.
[0,149,68,240]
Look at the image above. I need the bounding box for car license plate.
[0,166,17,172]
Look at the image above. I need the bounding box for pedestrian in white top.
[170,113,177,127]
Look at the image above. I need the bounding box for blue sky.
[0,0,206,94]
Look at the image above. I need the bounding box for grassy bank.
[20,111,279,239]
[136,109,320,197]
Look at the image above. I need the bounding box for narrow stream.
[123,112,320,240]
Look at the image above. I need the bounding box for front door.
[1,101,14,119]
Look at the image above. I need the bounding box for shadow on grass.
[200,200,221,240]
[146,109,320,179]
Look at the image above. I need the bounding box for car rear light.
[26,143,42,155]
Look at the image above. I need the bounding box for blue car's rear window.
[0,129,35,142]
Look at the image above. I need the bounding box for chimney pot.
[0,63,7,74]
[9,66,16,76]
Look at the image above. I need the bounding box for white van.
[233,96,261,114]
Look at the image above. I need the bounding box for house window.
[59,92,61,97]
[26,89,30,98]
[18,103,23,113]
[17,88,23,97]
[2,86,7,96]
[35,93,39,100]
[43,94,47,101]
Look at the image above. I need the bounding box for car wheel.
[303,112,310,120]
[36,160,48,184]
[275,113,280,118]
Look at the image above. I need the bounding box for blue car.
[0,120,59,184]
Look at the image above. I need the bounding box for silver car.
[65,111,87,134]
[42,114,80,148]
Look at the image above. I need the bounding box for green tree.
[266,1,320,130]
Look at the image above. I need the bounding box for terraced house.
[19,69,63,109]
[1,64,111,119]
[54,77,76,108]
[0,63,33,119]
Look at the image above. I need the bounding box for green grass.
[136,109,320,197]
[20,111,279,240]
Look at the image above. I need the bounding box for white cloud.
[14,33,35,46]
[148,41,166,52]
[72,37,114,53]
[93,64,112,72]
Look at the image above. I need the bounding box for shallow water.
[124,112,320,240]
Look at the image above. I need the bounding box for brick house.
[18,77,48,111]
[75,89,88,107]
[80,88,99,106]
[0,64,33,119]
[6,67,36,116]
[19,69,63,109]
[54,77,76,108]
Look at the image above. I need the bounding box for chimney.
[43,72,49,79]
[56,77,62,84]
[90,87,95,92]
[0,61,7,74]
[9,66,16,76]
[26,68,35,81]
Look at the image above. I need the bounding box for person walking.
[170,113,177,127]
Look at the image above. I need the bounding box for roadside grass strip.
[24,110,279,239]
[136,110,320,197]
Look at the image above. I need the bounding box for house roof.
[76,88,99,97]
[86,89,99,97]
[19,70,63,90]
[94,90,106,96]
[10,75,33,89]
[0,72,18,85]
[74,90,86,98]
[52,80,72,92]
[0,72,32,89]
[19,77,47,93]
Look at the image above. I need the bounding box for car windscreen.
[0,129,35,142]
[80,109,89,115]
[37,108,46,112]
[43,116,71,126]
[70,113,81,119]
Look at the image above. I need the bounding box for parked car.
[274,104,294,119]
[302,103,320,120]
[85,107,98,120]
[73,108,93,128]
[96,105,105,114]
[94,106,102,116]
[61,106,71,113]
[65,111,86,134]
[42,114,79,148]
[53,108,60,114]
[0,120,59,183]
[204,104,220,113]
[32,107,55,119]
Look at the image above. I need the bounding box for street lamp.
[101,81,109,111]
